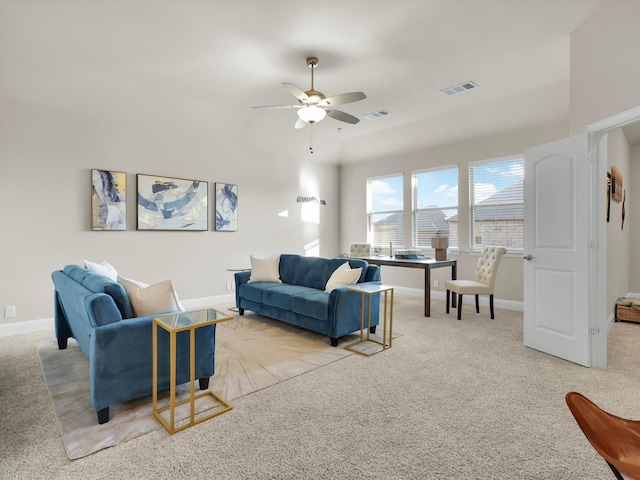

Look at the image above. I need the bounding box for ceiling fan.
[252,57,367,129]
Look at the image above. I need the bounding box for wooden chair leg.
[446,290,450,314]
[475,295,480,313]
[490,295,495,319]
[457,294,463,320]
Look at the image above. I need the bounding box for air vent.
[363,109,391,120]
[441,81,478,96]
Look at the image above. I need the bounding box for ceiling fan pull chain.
[309,124,314,154]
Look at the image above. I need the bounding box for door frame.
[586,105,640,367]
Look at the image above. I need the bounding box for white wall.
[570,1,640,133]
[606,128,631,312]
[339,122,569,303]
[0,95,340,324]
[629,143,640,293]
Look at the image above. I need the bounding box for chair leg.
[490,295,495,319]
[457,294,463,320]
[606,461,625,480]
[446,290,450,314]
[475,295,480,313]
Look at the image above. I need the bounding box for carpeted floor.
[2,295,640,479]
[37,313,362,459]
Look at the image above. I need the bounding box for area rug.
[38,312,378,460]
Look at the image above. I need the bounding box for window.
[367,174,403,248]
[469,157,524,250]
[412,166,458,248]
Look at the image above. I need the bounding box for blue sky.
[370,159,524,212]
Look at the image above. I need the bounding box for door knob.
[523,254,533,261]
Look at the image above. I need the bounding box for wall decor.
[215,183,238,231]
[136,174,208,231]
[91,169,126,230]
[606,172,611,223]
[611,166,623,202]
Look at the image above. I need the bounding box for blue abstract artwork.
[92,169,126,230]
[137,174,208,230]
[215,183,238,231]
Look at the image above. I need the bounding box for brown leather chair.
[566,391,640,480]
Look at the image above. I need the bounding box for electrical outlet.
[5,306,16,318]
[433,280,439,288]
[231,281,235,291]
[226,282,232,291]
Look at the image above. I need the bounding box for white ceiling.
[0,0,610,164]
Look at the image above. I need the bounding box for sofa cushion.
[248,254,282,283]
[238,282,282,303]
[325,263,362,293]
[263,285,317,310]
[84,260,118,281]
[293,257,329,290]
[118,276,184,317]
[63,265,133,319]
[278,254,301,285]
[328,258,369,283]
[290,291,329,321]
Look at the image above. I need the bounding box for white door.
[523,134,591,366]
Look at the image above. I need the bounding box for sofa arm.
[89,313,216,411]
[328,281,381,338]
[235,271,251,307]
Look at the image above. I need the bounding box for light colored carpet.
[4,295,640,479]
[38,312,373,459]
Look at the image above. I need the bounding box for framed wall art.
[136,174,208,231]
[215,183,238,231]
[91,169,126,230]
[611,166,623,202]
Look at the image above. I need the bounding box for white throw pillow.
[325,263,362,293]
[118,276,185,317]
[84,260,118,281]
[248,255,282,283]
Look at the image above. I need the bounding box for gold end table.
[153,308,233,434]
[345,284,394,356]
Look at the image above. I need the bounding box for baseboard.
[0,294,236,338]
[0,317,53,337]
[0,290,523,337]
[392,286,523,312]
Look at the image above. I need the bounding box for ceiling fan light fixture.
[297,105,326,124]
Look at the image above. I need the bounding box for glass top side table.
[152,308,233,434]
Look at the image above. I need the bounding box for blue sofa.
[235,254,381,346]
[51,265,216,424]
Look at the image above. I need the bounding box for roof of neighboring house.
[375,210,450,233]
[448,180,524,222]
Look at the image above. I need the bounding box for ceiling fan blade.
[251,104,300,110]
[282,83,309,102]
[319,92,366,107]
[294,118,307,129]
[325,109,360,125]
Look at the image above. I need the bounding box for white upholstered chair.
[445,246,507,320]
[349,243,371,257]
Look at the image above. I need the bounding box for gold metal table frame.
[152,308,233,434]
[345,284,394,356]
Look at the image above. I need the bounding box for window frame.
[366,173,404,251]
[411,164,459,250]
[468,155,524,253]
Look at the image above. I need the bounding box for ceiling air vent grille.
[363,109,391,120]
[441,81,478,96]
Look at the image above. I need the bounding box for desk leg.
[424,267,431,317]
[451,263,457,308]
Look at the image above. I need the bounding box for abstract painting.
[92,169,126,230]
[136,174,208,231]
[215,183,238,231]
